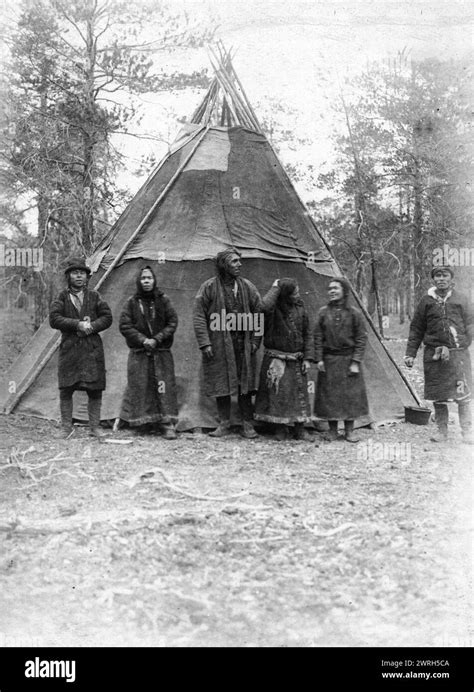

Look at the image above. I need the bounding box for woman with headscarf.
[313,278,369,442]
[119,265,178,439]
[254,278,313,441]
[49,256,113,439]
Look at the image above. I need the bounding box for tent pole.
[228,63,263,132]
[343,285,422,405]
[3,335,61,414]
[208,50,255,129]
[215,67,254,128]
[206,61,242,127]
[191,77,217,123]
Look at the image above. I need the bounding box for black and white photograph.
[0,0,472,678]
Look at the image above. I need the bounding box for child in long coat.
[49,256,113,438]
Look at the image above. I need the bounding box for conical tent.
[0,47,419,428]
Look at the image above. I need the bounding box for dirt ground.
[0,312,473,647]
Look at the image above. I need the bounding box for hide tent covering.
[0,48,419,429]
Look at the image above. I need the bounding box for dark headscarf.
[277,277,301,313]
[135,265,158,300]
[215,248,241,279]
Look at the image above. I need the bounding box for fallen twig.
[49,452,67,461]
[20,470,79,490]
[151,478,248,502]
[0,506,255,535]
[227,535,285,544]
[0,463,15,472]
[166,589,214,609]
[221,504,272,513]
[126,467,248,502]
[74,468,96,480]
[302,520,357,538]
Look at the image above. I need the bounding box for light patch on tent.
[88,248,109,273]
[306,261,338,277]
[183,130,230,172]
[169,123,203,155]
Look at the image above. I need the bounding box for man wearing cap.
[193,248,263,438]
[404,266,473,443]
[49,257,113,438]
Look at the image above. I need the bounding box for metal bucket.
[404,406,432,425]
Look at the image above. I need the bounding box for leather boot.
[161,424,177,440]
[344,419,359,443]
[430,402,448,442]
[59,391,74,438]
[209,421,231,437]
[238,392,257,438]
[210,396,232,437]
[88,395,106,439]
[240,420,258,439]
[326,420,339,442]
[458,401,473,444]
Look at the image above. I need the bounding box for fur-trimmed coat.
[406,287,473,400]
[406,288,473,356]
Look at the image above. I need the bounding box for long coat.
[406,288,473,400]
[193,276,263,397]
[255,285,313,424]
[313,303,369,419]
[49,289,112,390]
[119,290,178,426]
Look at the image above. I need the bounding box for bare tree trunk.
[412,154,424,303]
[370,255,384,337]
[34,196,50,329]
[82,133,95,253]
[354,193,364,296]
[406,233,415,320]
[81,12,97,253]
[398,289,405,324]
[341,91,384,335]
[398,190,406,325]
